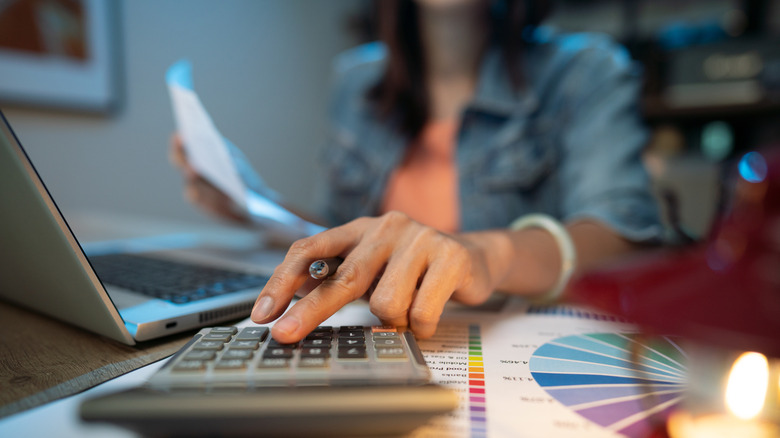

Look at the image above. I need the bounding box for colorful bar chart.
[468,324,487,437]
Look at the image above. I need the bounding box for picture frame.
[0,0,121,113]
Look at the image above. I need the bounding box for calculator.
[80,325,457,437]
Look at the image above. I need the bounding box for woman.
[172,0,662,343]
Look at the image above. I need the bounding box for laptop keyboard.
[88,253,269,304]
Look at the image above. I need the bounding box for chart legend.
[467,324,486,437]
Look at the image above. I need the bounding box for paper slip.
[166,60,245,207]
[166,60,325,238]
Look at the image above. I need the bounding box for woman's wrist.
[456,230,521,299]
[509,214,576,303]
[454,218,577,304]
[460,224,570,300]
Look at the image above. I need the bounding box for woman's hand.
[168,133,250,224]
[250,211,497,343]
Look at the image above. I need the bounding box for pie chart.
[530,333,686,437]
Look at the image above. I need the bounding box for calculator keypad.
[156,325,430,388]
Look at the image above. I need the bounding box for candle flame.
[725,352,769,420]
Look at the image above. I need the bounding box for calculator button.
[203,332,232,342]
[372,332,400,338]
[376,347,407,359]
[342,325,364,331]
[302,338,330,347]
[214,359,247,370]
[298,357,329,368]
[304,332,332,340]
[222,349,254,360]
[192,340,225,350]
[172,360,207,371]
[373,338,403,347]
[209,327,238,335]
[268,339,299,348]
[337,346,367,359]
[263,348,294,359]
[339,330,365,339]
[235,327,269,341]
[229,340,260,350]
[301,347,330,358]
[338,338,365,347]
[312,326,334,333]
[258,358,289,368]
[183,350,217,361]
[371,325,397,333]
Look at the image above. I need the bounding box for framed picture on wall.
[0,0,121,113]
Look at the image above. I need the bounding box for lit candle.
[668,351,780,438]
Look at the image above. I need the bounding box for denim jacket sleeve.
[553,38,663,242]
[315,43,395,226]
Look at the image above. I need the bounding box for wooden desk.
[0,301,190,419]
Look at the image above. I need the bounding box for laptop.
[0,110,281,345]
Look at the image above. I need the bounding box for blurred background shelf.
[552,0,780,238]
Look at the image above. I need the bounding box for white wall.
[3,0,362,226]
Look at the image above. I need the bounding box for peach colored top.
[380,120,460,233]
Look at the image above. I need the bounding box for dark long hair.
[367,0,552,139]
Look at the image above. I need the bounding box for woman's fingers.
[407,247,469,338]
[371,232,471,339]
[184,175,247,223]
[170,132,249,223]
[169,134,196,177]
[367,234,430,328]
[266,225,396,342]
[251,212,489,343]
[270,248,390,342]
[250,220,370,321]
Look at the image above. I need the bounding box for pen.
[309,257,344,280]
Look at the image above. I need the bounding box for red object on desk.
[570,148,780,357]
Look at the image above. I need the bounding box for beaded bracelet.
[509,214,576,303]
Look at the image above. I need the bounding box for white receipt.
[166,60,246,207]
[166,60,325,238]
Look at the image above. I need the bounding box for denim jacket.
[318,31,663,242]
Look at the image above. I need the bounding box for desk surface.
[0,298,666,438]
[0,303,381,438]
[1,353,161,438]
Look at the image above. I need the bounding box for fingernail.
[251,295,274,322]
[273,316,301,337]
